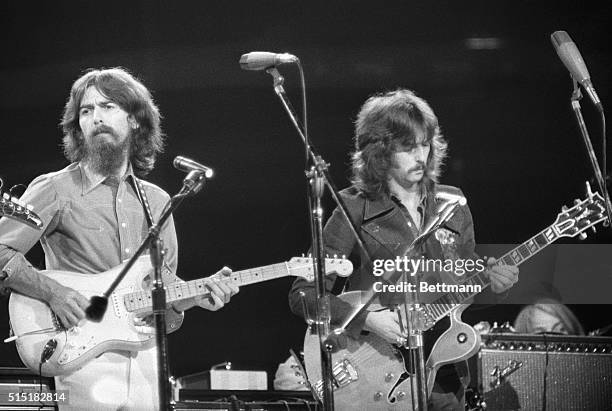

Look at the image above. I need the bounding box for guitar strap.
[133,177,155,228]
[132,177,178,285]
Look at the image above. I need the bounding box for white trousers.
[55,348,160,411]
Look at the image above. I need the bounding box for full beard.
[83,127,131,176]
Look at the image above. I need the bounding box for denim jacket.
[289,184,494,337]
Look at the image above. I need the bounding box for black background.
[1,1,610,386]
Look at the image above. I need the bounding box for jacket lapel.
[361,196,413,257]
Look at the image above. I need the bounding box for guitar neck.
[427,222,560,318]
[124,262,291,312]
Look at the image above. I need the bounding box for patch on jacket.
[435,228,460,260]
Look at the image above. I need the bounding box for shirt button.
[121,223,126,228]
[125,248,130,254]
[117,198,122,203]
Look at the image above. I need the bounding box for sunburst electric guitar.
[9,256,352,376]
[303,188,606,410]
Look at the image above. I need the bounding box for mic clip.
[183,170,206,195]
[571,78,583,102]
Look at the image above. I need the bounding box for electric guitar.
[9,256,352,376]
[303,187,606,410]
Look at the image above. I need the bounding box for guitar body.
[425,304,480,393]
[9,256,162,377]
[303,292,480,410]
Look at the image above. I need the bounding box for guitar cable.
[38,362,44,411]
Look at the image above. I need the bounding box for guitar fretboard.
[123,262,291,312]
[424,225,560,321]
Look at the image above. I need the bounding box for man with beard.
[0,68,238,410]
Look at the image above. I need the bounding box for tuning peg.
[562,205,568,212]
[333,254,337,259]
[579,232,587,240]
[574,199,581,205]
[12,196,25,207]
[585,181,594,198]
[591,226,597,234]
[342,254,346,259]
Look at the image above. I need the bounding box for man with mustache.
[289,89,519,410]
[0,67,238,410]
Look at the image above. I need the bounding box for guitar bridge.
[313,359,359,400]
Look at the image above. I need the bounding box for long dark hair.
[351,89,447,198]
[60,67,164,177]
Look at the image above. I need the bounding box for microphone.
[239,52,298,71]
[551,31,601,107]
[86,296,108,322]
[173,156,214,178]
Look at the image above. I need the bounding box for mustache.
[407,163,426,172]
[92,125,117,137]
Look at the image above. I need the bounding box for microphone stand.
[86,170,207,411]
[570,79,612,226]
[265,66,374,411]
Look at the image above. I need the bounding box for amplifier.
[0,367,55,410]
[477,334,612,411]
[177,390,316,410]
[174,400,317,411]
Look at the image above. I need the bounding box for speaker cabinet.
[478,334,612,411]
[0,367,56,410]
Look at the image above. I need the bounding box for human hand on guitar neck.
[173,266,239,312]
[485,257,519,294]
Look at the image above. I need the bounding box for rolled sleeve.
[0,174,60,295]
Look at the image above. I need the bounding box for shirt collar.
[364,184,429,220]
[79,162,136,195]
[389,184,428,208]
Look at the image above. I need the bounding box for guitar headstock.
[553,182,607,239]
[0,179,43,230]
[288,256,353,281]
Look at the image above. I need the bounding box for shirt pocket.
[62,200,114,233]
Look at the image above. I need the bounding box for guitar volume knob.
[385,372,394,382]
[374,392,383,401]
